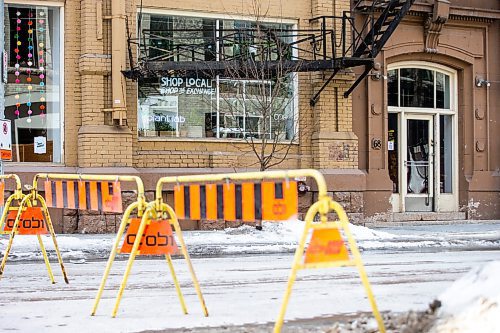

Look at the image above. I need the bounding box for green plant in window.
[154,119,175,131]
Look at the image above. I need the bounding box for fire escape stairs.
[310,0,416,105]
[124,0,415,106]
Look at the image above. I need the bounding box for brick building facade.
[4,0,499,232]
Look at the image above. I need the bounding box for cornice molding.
[389,1,499,22]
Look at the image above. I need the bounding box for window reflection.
[137,14,296,141]
[387,69,398,107]
[400,68,434,108]
[436,72,450,109]
[389,67,450,109]
[440,115,453,193]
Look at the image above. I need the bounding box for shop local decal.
[160,77,215,95]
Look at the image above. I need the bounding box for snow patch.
[431,261,500,333]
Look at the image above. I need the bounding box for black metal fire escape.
[124,0,415,105]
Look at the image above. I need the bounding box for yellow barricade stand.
[152,169,384,333]
[273,196,386,333]
[0,174,68,284]
[91,199,208,318]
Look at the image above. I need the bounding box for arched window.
[388,67,451,110]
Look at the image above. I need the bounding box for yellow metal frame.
[1,173,147,284]
[154,169,328,211]
[91,201,209,318]
[0,190,68,284]
[0,174,24,234]
[273,197,385,333]
[153,169,384,333]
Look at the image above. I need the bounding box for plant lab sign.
[160,77,215,95]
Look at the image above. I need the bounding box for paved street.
[0,248,498,332]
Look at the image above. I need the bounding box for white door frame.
[401,113,434,212]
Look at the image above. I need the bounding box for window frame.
[387,61,456,114]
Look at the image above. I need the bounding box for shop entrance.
[404,115,434,211]
[388,112,457,213]
[387,63,458,213]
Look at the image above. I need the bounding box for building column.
[78,0,132,168]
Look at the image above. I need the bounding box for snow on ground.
[1,220,499,261]
[0,220,499,332]
[430,260,500,333]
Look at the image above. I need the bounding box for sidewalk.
[1,220,499,262]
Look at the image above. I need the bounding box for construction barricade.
[152,169,385,333]
[91,178,208,318]
[0,173,68,284]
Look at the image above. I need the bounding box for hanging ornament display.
[14,11,21,118]
[11,8,48,122]
[26,8,34,124]
[38,9,46,119]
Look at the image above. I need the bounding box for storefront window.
[137,13,296,141]
[440,115,453,193]
[387,69,398,107]
[5,4,62,162]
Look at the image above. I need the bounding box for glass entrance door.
[404,115,434,211]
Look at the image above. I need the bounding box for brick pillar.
[78,0,132,167]
[310,0,358,169]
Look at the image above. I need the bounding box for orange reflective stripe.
[261,181,275,220]
[55,181,64,208]
[241,182,255,222]
[89,181,99,211]
[174,185,185,219]
[223,183,236,221]
[102,182,123,213]
[66,180,76,209]
[0,181,4,207]
[78,181,87,210]
[44,180,52,206]
[113,182,123,212]
[205,184,218,220]
[189,185,201,220]
[101,181,110,208]
[284,181,298,218]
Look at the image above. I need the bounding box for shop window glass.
[440,115,453,193]
[387,69,398,107]
[138,14,295,141]
[436,72,450,109]
[389,67,451,110]
[388,113,399,193]
[5,4,62,163]
[400,68,434,108]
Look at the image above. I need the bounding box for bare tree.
[204,0,304,171]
